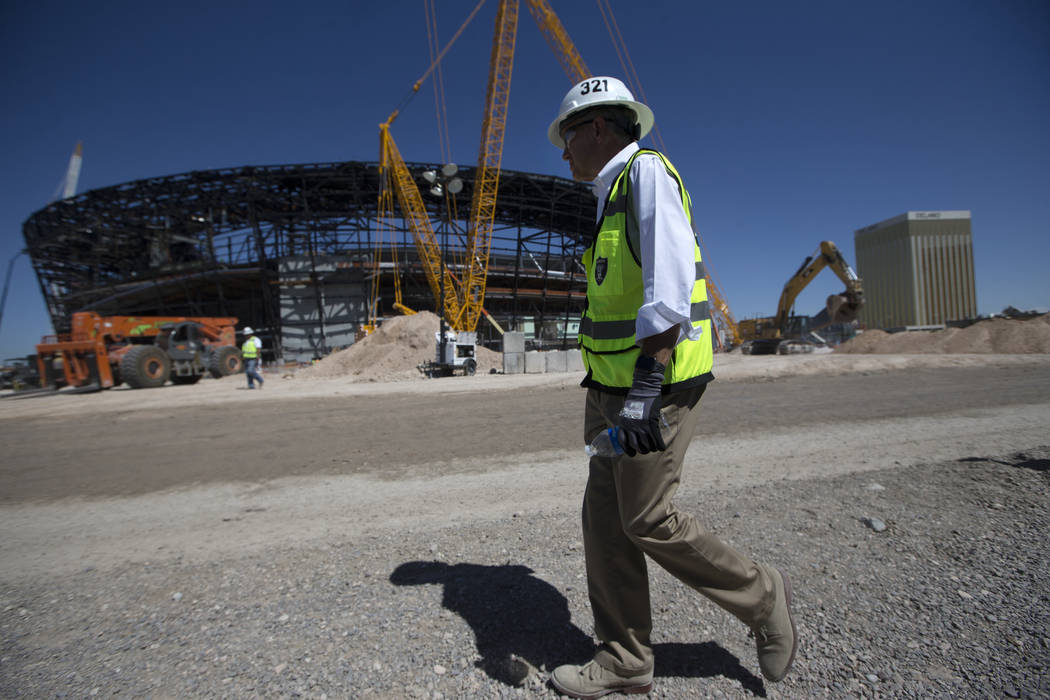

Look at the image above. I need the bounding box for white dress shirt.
[591,142,703,346]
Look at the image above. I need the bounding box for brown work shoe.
[752,565,799,682]
[550,660,653,699]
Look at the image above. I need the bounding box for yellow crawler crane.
[370,0,745,364]
[369,0,523,339]
[369,0,594,337]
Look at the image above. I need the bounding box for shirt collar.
[591,142,640,208]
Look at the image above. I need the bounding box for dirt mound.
[835,313,1050,354]
[296,311,501,381]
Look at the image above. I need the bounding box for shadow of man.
[654,642,767,697]
[390,560,593,685]
[389,560,766,695]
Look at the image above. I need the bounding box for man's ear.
[591,115,608,141]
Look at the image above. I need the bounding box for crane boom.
[63,142,83,200]
[706,279,742,349]
[524,0,589,82]
[454,0,519,331]
[379,124,459,323]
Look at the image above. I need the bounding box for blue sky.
[2,0,1048,359]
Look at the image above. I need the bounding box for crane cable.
[595,0,664,153]
[422,1,460,279]
[423,0,457,275]
[385,0,488,126]
[378,0,483,307]
[595,0,731,328]
[424,0,453,166]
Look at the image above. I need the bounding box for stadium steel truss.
[22,161,597,361]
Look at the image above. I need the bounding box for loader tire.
[120,345,171,388]
[208,346,243,378]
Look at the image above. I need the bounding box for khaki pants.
[582,385,774,675]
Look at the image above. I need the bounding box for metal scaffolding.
[22,160,595,360]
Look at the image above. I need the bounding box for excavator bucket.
[826,294,850,323]
[827,291,863,324]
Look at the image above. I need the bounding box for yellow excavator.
[738,240,864,355]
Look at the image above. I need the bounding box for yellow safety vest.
[578,149,714,393]
[241,338,258,359]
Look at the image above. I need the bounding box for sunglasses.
[561,119,595,147]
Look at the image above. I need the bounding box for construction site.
[2,1,1049,699]
[19,0,610,374]
[13,0,995,390]
[17,0,772,387]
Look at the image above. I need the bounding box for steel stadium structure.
[22,160,596,362]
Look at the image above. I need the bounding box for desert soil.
[1,340,1049,697]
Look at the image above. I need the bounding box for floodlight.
[441,163,459,177]
[447,178,463,194]
[422,170,437,183]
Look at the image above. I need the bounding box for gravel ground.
[2,446,1048,699]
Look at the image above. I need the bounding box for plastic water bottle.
[585,413,673,458]
[585,427,624,457]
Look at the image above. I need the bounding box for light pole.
[421,164,462,367]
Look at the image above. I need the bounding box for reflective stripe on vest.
[578,149,714,392]
[241,339,258,358]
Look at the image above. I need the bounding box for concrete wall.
[501,335,583,375]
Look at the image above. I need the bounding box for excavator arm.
[773,240,864,332]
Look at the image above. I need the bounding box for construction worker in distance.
[241,326,264,390]
[546,76,798,698]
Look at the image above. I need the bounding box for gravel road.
[1,355,1048,698]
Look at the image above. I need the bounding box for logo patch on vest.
[594,257,608,285]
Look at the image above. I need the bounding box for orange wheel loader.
[34,312,243,390]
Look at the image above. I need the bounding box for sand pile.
[835,313,1050,354]
[296,311,501,381]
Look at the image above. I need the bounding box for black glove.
[617,355,667,457]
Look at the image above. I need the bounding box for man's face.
[559,116,603,182]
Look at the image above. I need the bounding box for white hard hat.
[547,76,654,148]
[243,326,254,335]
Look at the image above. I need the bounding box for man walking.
[547,77,797,698]
[241,326,264,390]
